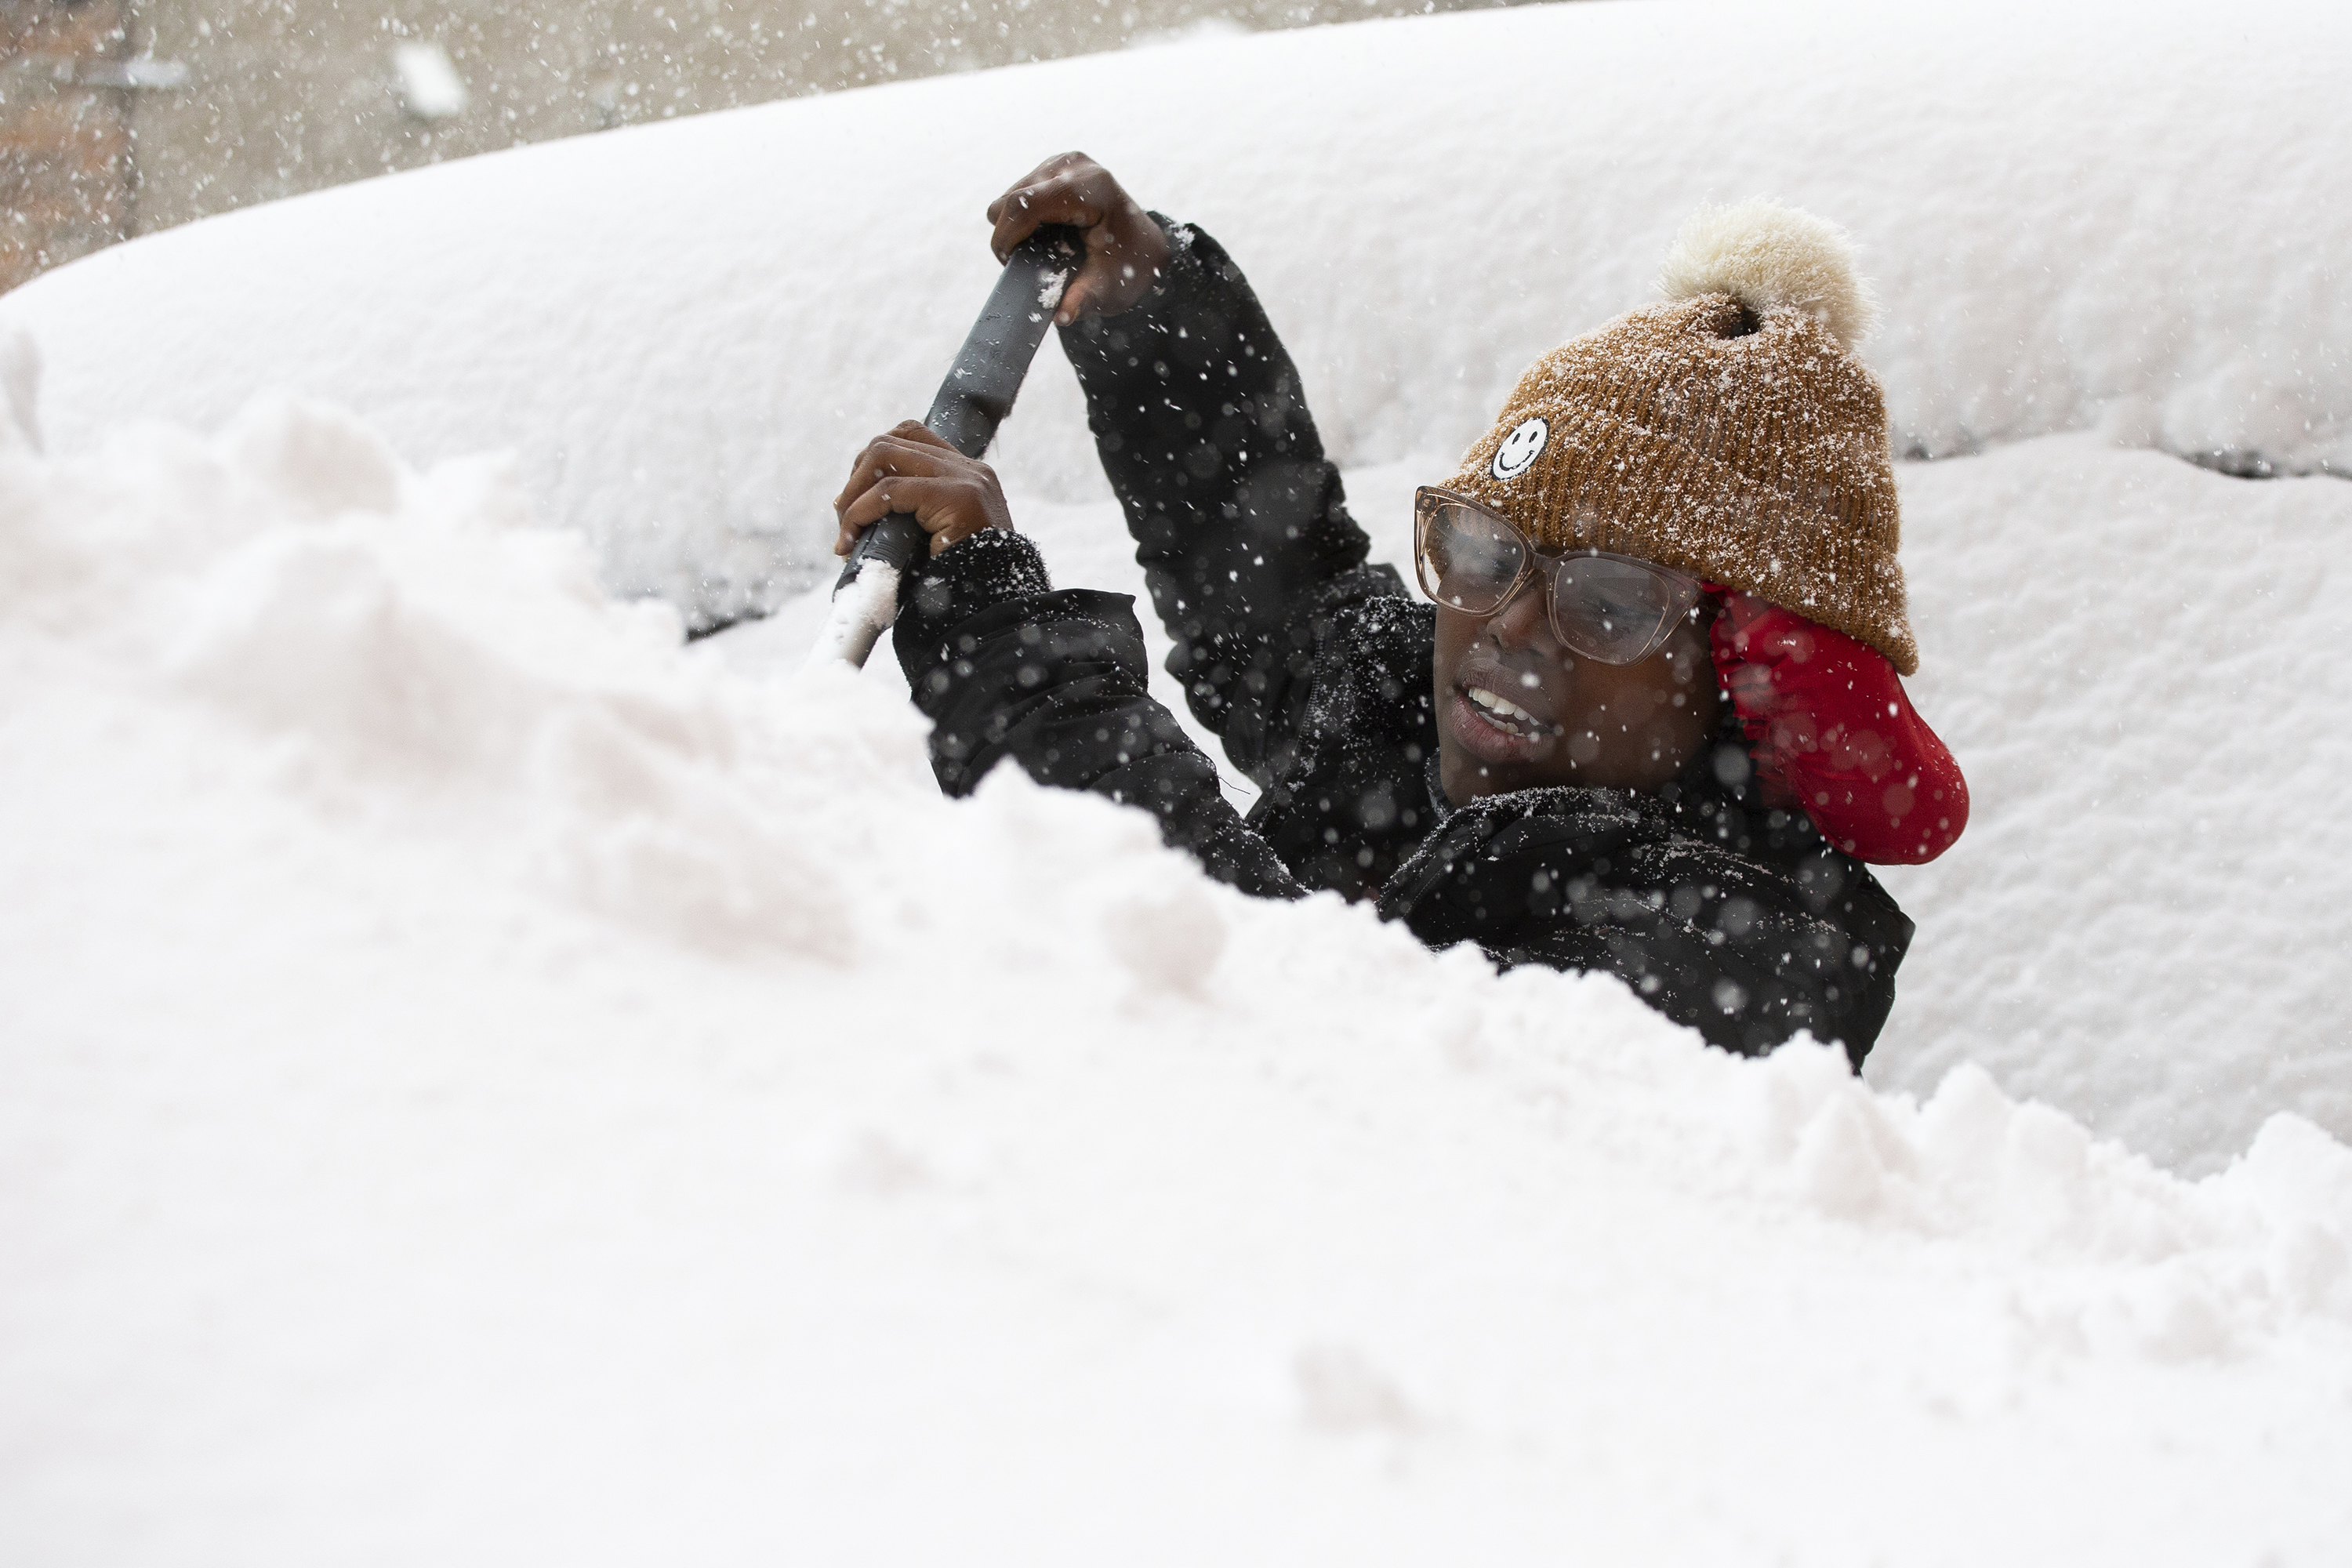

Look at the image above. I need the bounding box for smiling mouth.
[1461,684,1562,739]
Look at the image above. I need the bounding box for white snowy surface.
[1873,439,2351,1168]
[5,391,2350,1563]
[3,0,2346,620]
[5,0,2352,1553]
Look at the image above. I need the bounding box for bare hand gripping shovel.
[808,225,1082,670]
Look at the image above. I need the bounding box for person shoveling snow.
[833,154,1967,1065]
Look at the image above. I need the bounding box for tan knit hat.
[1446,201,1917,673]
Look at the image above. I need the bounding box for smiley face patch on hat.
[1490,416,1548,480]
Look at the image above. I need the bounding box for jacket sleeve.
[1055,218,1403,785]
[891,528,1304,901]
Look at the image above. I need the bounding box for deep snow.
[5,388,2350,1563]
[4,0,2352,1556]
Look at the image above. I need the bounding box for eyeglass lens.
[1549,556,1685,664]
[1417,500,1525,613]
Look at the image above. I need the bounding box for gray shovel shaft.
[816,227,1080,667]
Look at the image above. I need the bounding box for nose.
[1486,577,1559,655]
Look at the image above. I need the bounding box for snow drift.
[5,379,2350,1563]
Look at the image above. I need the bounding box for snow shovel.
[809,224,1083,669]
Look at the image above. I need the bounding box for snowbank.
[3,0,2347,622]
[1874,437,2352,1166]
[5,386,2350,1563]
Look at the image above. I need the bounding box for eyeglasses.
[1412,486,1705,666]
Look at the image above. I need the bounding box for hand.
[987,151,1172,325]
[833,421,1015,557]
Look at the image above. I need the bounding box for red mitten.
[1708,590,1968,865]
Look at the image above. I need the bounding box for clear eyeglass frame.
[1412,485,1705,666]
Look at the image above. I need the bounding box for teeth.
[1466,686,1552,732]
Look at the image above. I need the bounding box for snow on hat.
[1446,201,1917,673]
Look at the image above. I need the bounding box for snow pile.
[2,395,853,971]
[1878,438,2352,1166]
[3,0,2346,622]
[5,373,2352,1561]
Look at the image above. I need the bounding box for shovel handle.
[828,224,1083,606]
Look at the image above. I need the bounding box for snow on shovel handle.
[811,224,1083,671]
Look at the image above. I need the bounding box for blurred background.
[2,0,1525,293]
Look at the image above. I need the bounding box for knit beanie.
[1446,201,1917,674]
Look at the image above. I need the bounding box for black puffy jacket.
[893,220,1911,1065]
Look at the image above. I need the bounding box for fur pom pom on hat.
[1447,201,1917,673]
[1657,200,1880,350]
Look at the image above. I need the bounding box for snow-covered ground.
[7,389,2350,1564]
[4,0,2350,1559]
